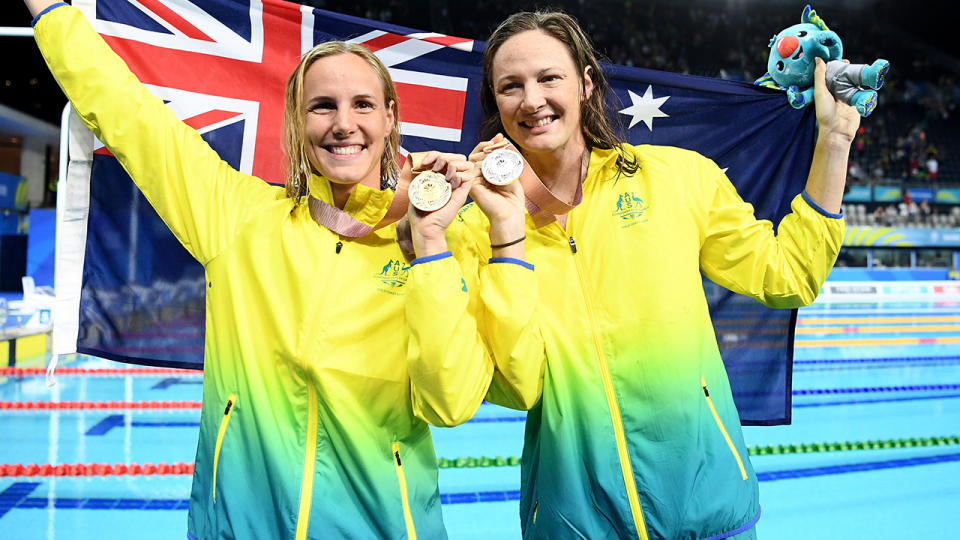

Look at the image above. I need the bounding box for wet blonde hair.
[283,41,401,205]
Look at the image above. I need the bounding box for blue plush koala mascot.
[755,5,890,117]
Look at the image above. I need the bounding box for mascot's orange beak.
[776,35,799,58]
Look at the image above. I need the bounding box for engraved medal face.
[408,170,452,212]
[481,148,524,186]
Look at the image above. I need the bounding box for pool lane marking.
[756,452,960,482]
[0,482,41,518]
[793,393,960,408]
[151,378,204,390]
[796,360,960,372]
[85,415,202,436]
[796,355,960,365]
[796,324,960,334]
[81,413,526,437]
[793,384,960,395]
[796,336,960,347]
[794,355,960,371]
[797,316,960,325]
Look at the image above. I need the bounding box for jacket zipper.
[567,230,649,540]
[392,442,418,539]
[701,377,748,480]
[294,383,319,540]
[212,394,238,503]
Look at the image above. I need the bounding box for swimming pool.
[2,301,958,539]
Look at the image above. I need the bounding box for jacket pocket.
[392,442,418,540]
[212,394,238,503]
[701,377,748,480]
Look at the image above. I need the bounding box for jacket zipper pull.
[394,450,402,466]
[335,241,343,254]
[223,399,233,416]
[568,236,577,253]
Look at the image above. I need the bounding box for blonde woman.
[25,1,519,538]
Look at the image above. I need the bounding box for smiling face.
[490,30,593,160]
[302,53,395,189]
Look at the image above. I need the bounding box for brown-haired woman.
[464,10,855,540]
[25,1,518,538]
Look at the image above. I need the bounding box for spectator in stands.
[848,159,864,182]
[884,204,898,226]
[926,151,940,181]
[906,199,919,224]
[920,199,932,225]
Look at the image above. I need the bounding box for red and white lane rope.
[0,462,195,477]
[0,400,202,410]
[1,367,201,377]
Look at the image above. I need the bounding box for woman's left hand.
[407,151,475,257]
[813,57,861,143]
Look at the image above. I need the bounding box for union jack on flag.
[57,0,818,425]
[80,0,483,179]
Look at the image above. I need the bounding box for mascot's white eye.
[798,30,808,37]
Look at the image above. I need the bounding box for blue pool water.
[2,302,958,539]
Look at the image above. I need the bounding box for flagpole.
[0,27,34,37]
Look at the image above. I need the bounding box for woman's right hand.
[406,151,475,257]
[468,134,527,257]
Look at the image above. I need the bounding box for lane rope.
[1,367,201,377]
[0,401,201,410]
[0,462,194,477]
[5,436,956,476]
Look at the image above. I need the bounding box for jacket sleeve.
[459,210,545,411]
[698,164,845,309]
[404,226,493,427]
[478,257,544,411]
[33,5,277,265]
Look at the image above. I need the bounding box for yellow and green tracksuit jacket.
[34,5,507,538]
[456,144,844,539]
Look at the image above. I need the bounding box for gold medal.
[482,148,524,186]
[408,170,452,212]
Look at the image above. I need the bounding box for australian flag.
[55,0,816,425]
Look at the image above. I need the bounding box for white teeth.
[529,117,553,128]
[329,145,362,155]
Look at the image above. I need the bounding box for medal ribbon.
[511,146,583,228]
[307,153,428,237]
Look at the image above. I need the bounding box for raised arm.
[700,58,853,308]
[30,2,276,264]
[467,138,545,411]
[404,153,493,426]
[802,57,860,214]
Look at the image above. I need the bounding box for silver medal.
[481,148,524,186]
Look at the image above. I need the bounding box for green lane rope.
[436,435,960,468]
[747,435,960,456]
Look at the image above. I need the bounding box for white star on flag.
[618,86,670,130]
